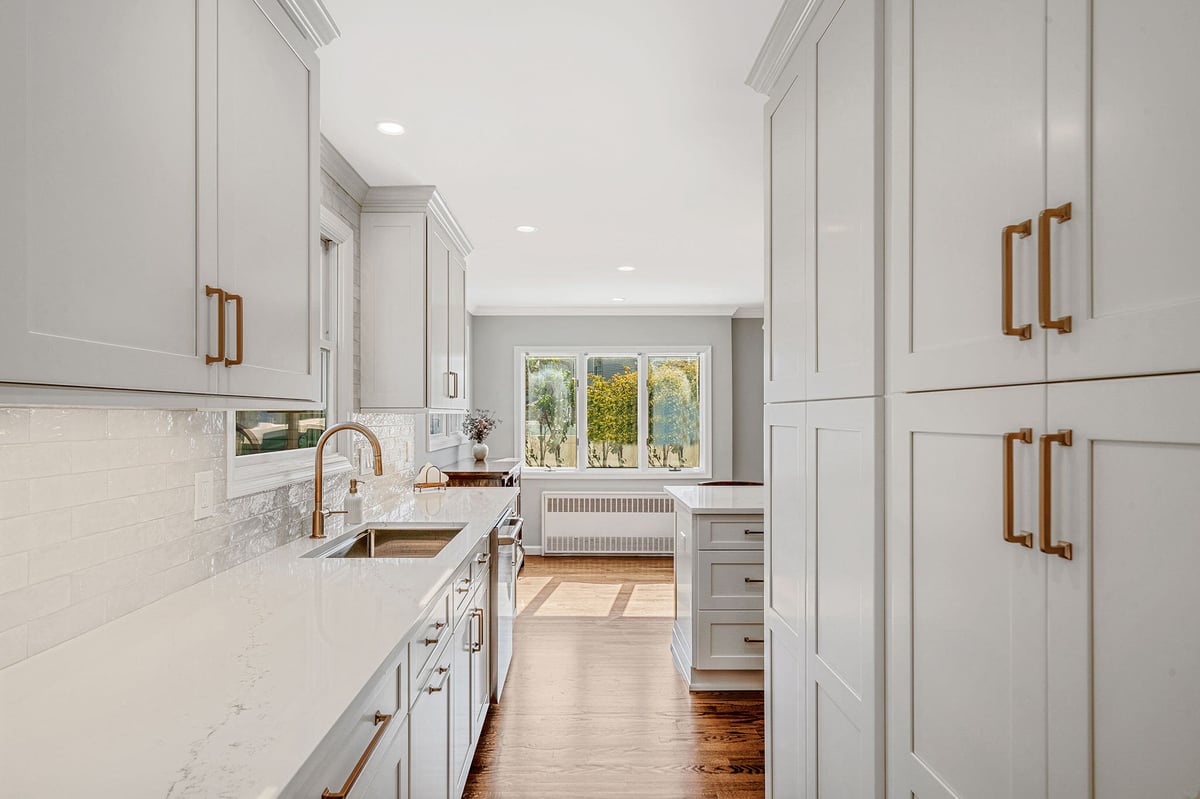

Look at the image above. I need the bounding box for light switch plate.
[194,471,214,520]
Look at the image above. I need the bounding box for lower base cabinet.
[765,616,804,799]
[410,644,454,799]
[354,718,409,799]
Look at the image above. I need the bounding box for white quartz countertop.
[0,487,517,799]
[664,485,764,514]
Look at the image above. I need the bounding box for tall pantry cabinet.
[886,1,1200,797]
[753,0,885,796]
[753,0,1200,797]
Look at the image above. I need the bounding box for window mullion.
[576,352,587,471]
[638,352,649,471]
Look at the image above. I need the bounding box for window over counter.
[227,209,356,497]
[517,347,711,477]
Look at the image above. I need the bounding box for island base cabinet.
[409,646,453,799]
[353,717,409,799]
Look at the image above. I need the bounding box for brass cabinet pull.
[743,529,763,535]
[450,371,460,398]
[1003,429,1034,547]
[744,577,765,584]
[321,710,393,798]
[456,578,471,594]
[224,292,244,367]
[1002,220,1033,339]
[423,623,445,646]
[205,285,226,364]
[743,637,765,644]
[471,608,484,652]
[1037,203,1073,334]
[1031,430,1074,560]
[427,665,451,693]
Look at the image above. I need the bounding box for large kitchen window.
[518,348,710,476]
[227,209,356,497]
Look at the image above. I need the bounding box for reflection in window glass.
[648,355,701,470]
[586,356,638,468]
[235,410,326,455]
[524,356,577,468]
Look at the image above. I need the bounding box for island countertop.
[664,485,764,515]
[0,487,517,799]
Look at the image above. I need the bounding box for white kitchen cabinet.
[1045,0,1200,382]
[1046,375,1200,799]
[886,0,1048,393]
[763,0,882,404]
[409,644,453,799]
[215,0,321,401]
[449,603,472,795]
[352,717,409,799]
[889,0,1200,391]
[0,0,325,405]
[889,385,1048,799]
[469,587,491,740]
[361,188,473,413]
[765,618,805,799]
[890,376,1200,799]
[668,486,764,691]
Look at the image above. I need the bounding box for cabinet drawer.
[407,587,451,704]
[697,551,765,610]
[695,611,765,670]
[697,515,766,550]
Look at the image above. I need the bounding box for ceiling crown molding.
[745,0,822,94]
[362,186,475,257]
[319,136,368,204]
[277,0,340,47]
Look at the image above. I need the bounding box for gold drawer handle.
[224,292,244,367]
[1002,220,1033,339]
[321,710,393,798]
[427,665,451,693]
[744,577,765,584]
[205,285,226,364]
[1029,430,1074,560]
[1002,429,1034,547]
[456,578,471,594]
[743,637,765,644]
[1037,203,1073,334]
[471,607,485,653]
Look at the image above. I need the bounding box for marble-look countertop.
[0,487,517,799]
[665,485,764,514]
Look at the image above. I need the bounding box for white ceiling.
[318,0,779,314]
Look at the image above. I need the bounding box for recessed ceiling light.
[611,297,626,302]
[515,225,538,233]
[376,121,406,136]
[617,265,636,272]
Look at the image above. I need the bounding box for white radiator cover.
[542,491,676,555]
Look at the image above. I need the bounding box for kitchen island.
[0,487,517,798]
[665,485,765,691]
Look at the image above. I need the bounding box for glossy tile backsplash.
[0,408,416,669]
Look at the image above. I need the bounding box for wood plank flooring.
[463,556,765,799]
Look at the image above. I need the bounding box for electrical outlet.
[194,471,214,520]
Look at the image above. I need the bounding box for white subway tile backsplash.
[0,625,27,669]
[29,472,109,513]
[28,409,107,442]
[0,511,71,556]
[0,552,29,593]
[0,577,70,631]
[26,597,106,656]
[0,410,31,445]
[0,480,31,521]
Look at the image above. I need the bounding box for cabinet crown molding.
[277,0,340,47]
[362,186,475,257]
[745,0,822,94]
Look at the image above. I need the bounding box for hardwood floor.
[463,556,765,799]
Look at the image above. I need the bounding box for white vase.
[472,442,489,462]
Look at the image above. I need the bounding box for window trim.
[226,206,357,499]
[514,345,712,479]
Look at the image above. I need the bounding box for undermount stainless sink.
[303,522,468,559]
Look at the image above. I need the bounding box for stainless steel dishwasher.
[490,510,523,703]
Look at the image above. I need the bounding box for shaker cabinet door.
[1046,375,1200,799]
[887,0,1048,392]
[426,219,454,409]
[1045,0,1200,382]
[0,0,215,395]
[888,386,1048,799]
[216,0,321,402]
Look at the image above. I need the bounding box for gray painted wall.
[732,317,765,482]
[470,314,763,550]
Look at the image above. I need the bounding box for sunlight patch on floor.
[622,583,673,617]
[515,576,552,615]
[533,581,621,617]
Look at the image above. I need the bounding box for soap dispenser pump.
[346,479,364,526]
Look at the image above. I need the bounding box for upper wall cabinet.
[763,0,882,404]
[0,0,329,406]
[888,0,1200,392]
[360,187,473,413]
